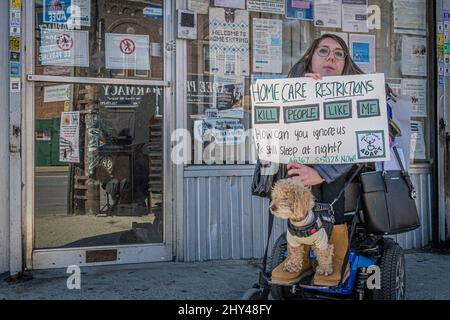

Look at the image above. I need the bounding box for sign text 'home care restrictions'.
[251,73,390,164]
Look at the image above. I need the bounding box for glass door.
[25,0,173,269]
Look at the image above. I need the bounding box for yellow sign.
[10,0,21,9]
[438,34,444,46]
[64,101,70,112]
[9,36,20,52]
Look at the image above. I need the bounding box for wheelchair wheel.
[371,241,406,300]
[269,232,292,300]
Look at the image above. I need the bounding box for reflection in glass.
[34,82,164,249]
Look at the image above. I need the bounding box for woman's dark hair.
[288,33,364,77]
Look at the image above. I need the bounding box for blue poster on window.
[352,42,370,63]
[286,0,314,20]
[43,0,91,26]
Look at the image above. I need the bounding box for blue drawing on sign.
[352,42,370,63]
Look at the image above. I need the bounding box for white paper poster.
[401,36,427,76]
[209,8,249,76]
[252,18,282,74]
[247,0,285,14]
[410,120,426,160]
[214,0,245,9]
[188,0,210,14]
[43,0,91,27]
[320,31,349,46]
[213,75,245,118]
[59,111,80,163]
[39,29,89,67]
[105,33,150,70]
[393,0,426,35]
[401,79,427,117]
[194,118,246,145]
[251,73,390,164]
[314,0,342,28]
[44,84,72,103]
[350,34,375,73]
[342,0,368,33]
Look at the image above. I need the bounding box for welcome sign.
[251,73,390,164]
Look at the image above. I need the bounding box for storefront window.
[34,0,164,80]
[186,0,431,165]
[33,0,166,249]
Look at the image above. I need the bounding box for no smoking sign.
[57,34,74,51]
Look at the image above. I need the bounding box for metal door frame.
[23,0,176,269]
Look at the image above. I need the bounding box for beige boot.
[313,224,350,287]
[271,244,313,285]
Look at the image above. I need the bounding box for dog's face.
[269,178,315,222]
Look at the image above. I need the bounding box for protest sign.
[251,73,390,164]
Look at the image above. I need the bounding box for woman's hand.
[304,73,323,80]
[287,162,325,186]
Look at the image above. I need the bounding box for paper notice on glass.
[209,8,249,76]
[44,84,72,103]
[286,0,314,20]
[105,33,150,70]
[349,34,375,73]
[410,120,426,160]
[314,0,342,28]
[247,0,285,14]
[320,31,349,46]
[342,0,368,33]
[194,118,246,145]
[59,111,80,163]
[401,36,427,76]
[213,75,245,112]
[188,0,210,14]
[401,79,427,117]
[252,18,282,74]
[39,29,89,67]
[43,0,91,27]
[393,0,426,36]
[214,0,245,9]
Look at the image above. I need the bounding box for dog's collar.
[288,212,324,238]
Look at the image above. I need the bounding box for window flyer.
[401,36,427,76]
[252,18,282,74]
[342,0,368,33]
[105,33,150,71]
[393,0,426,36]
[286,0,313,20]
[209,8,249,76]
[410,120,426,160]
[247,0,285,14]
[39,29,89,67]
[349,34,375,73]
[401,79,427,117]
[59,111,80,163]
[188,0,210,14]
[43,0,91,27]
[213,75,245,118]
[314,0,342,28]
[214,0,245,9]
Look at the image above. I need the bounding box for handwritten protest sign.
[251,73,390,164]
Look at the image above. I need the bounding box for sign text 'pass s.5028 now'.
[251,73,390,164]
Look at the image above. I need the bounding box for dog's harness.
[287,203,335,239]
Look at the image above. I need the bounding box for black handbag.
[360,146,420,235]
[251,159,286,198]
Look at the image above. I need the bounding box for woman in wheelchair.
[270,34,398,288]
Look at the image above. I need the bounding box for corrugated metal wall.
[183,166,433,262]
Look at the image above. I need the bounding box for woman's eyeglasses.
[315,46,347,61]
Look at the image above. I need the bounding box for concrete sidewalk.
[1,250,450,300]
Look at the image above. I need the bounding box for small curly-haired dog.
[270,178,334,277]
